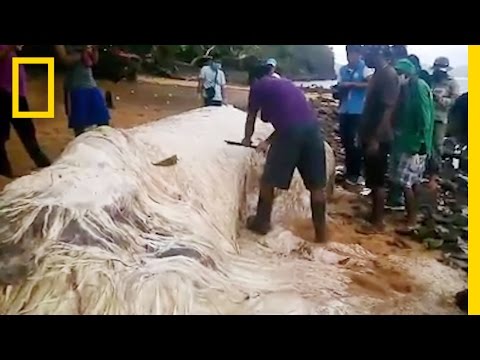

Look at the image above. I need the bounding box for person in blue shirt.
[337,45,372,185]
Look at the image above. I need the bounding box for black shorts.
[363,142,390,188]
[0,89,30,141]
[263,122,326,190]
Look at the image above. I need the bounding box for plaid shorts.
[390,153,427,189]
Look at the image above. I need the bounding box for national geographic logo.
[12,57,55,119]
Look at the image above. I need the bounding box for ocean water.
[296,77,468,94]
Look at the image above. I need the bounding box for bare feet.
[246,216,272,235]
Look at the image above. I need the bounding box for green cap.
[395,58,417,76]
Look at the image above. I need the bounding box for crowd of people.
[239,44,466,243]
[335,45,464,235]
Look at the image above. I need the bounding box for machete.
[224,140,257,149]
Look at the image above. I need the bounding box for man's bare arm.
[54,45,81,66]
[243,110,258,144]
[374,105,396,142]
[372,71,400,142]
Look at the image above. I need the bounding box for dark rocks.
[452,213,468,227]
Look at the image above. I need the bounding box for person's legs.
[432,121,447,171]
[349,115,363,181]
[397,154,427,229]
[0,90,13,177]
[11,97,51,168]
[403,185,416,226]
[339,114,352,177]
[310,188,326,242]
[340,114,362,183]
[371,187,387,228]
[12,119,51,168]
[386,150,405,210]
[247,129,300,235]
[247,181,275,234]
[105,90,114,109]
[362,143,389,230]
[298,123,327,242]
[0,141,13,178]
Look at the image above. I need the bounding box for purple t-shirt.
[0,45,27,97]
[248,76,315,131]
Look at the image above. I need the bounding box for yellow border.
[12,57,55,119]
[469,46,477,315]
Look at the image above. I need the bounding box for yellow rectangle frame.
[12,57,55,119]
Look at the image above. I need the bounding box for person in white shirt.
[197,55,227,106]
[265,58,281,78]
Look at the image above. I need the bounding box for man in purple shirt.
[241,65,327,242]
[0,45,50,178]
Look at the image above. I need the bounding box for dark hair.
[392,45,408,60]
[248,64,270,85]
[363,45,392,60]
[346,45,363,55]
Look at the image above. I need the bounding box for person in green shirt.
[386,52,432,211]
[390,59,434,230]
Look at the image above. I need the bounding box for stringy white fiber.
[0,106,464,315]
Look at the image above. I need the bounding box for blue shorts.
[65,88,110,130]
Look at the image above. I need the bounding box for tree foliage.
[19,45,336,80]
[120,45,335,80]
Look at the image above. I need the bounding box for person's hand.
[341,82,354,88]
[241,137,252,147]
[366,139,379,155]
[256,140,270,154]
